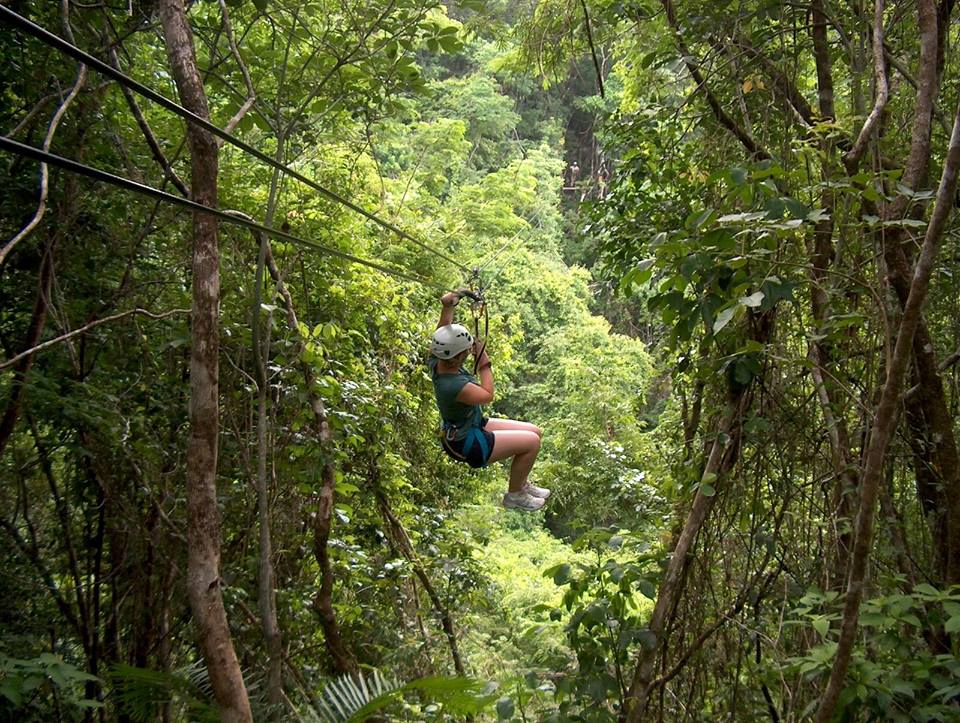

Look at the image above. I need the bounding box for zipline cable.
[477,226,527,273]
[0,136,456,293]
[475,208,545,273]
[0,5,471,275]
[482,219,544,290]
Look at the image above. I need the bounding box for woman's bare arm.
[456,345,493,404]
[438,292,459,328]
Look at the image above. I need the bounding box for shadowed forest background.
[1,0,960,720]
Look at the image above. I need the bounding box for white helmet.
[431,324,474,359]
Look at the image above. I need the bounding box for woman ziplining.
[1,7,556,514]
[429,291,549,511]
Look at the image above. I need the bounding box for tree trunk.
[156,1,251,720]
[374,484,467,676]
[815,94,960,723]
[261,240,356,674]
[623,307,773,720]
[807,7,857,581]
[0,240,54,460]
[876,0,960,584]
[623,393,747,720]
[253,236,284,713]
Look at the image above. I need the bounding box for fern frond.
[314,669,494,723]
[108,661,218,722]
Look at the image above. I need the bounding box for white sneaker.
[523,482,551,499]
[502,491,545,511]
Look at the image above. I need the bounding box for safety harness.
[440,422,490,466]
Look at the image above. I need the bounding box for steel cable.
[0,136,456,293]
[0,5,471,274]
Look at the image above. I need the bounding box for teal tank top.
[429,357,483,440]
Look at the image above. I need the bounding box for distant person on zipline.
[429,292,549,511]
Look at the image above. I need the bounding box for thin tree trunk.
[259,238,356,674]
[842,0,888,173]
[815,93,960,723]
[623,392,749,720]
[248,66,289,708]
[156,1,251,719]
[828,0,960,586]
[810,0,835,121]
[373,485,467,676]
[807,5,858,582]
[159,561,177,723]
[624,308,773,720]
[252,237,284,713]
[875,0,960,584]
[0,242,54,460]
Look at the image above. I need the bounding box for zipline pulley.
[456,269,489,375]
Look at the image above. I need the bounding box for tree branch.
[842,0,888,173]
[883,49,949,135]
[0,243,54,460]
[580,0,605,98]
[375,484,467,677]
[728,35,815,126]
[659,0,770,160]
[107,46,189,196]
[0,308,189,372]
[8,94,56,138]
[28,417,90,652]
[0,64,88,268]
[904,344,960,400]
[0,516,83,637]
[815,80,960,723]
[217,0,257,139]
[648,564,780,692]
[225,211,356,675]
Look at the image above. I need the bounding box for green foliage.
[0,653,102,720]
[536,527,657,719]
[427,74,520,145]
[107,662,218,722]
[606,160,805,352]
[786,586,960,721]
[25,1,960,722]
[315,670,495,721]
[1,5,663,714]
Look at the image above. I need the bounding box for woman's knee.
[517,421,543,439]
[490,430,539,460]
[512,433,540,458]
[525,432,541,453]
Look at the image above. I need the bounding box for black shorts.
[440,417,494,469]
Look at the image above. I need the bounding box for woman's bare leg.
[485,418,542,438]
[488,430,541,492]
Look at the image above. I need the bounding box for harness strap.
[440,434,467,461]
[461,426,489,463]
[442,423,489,465]
[475,428,490,462]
